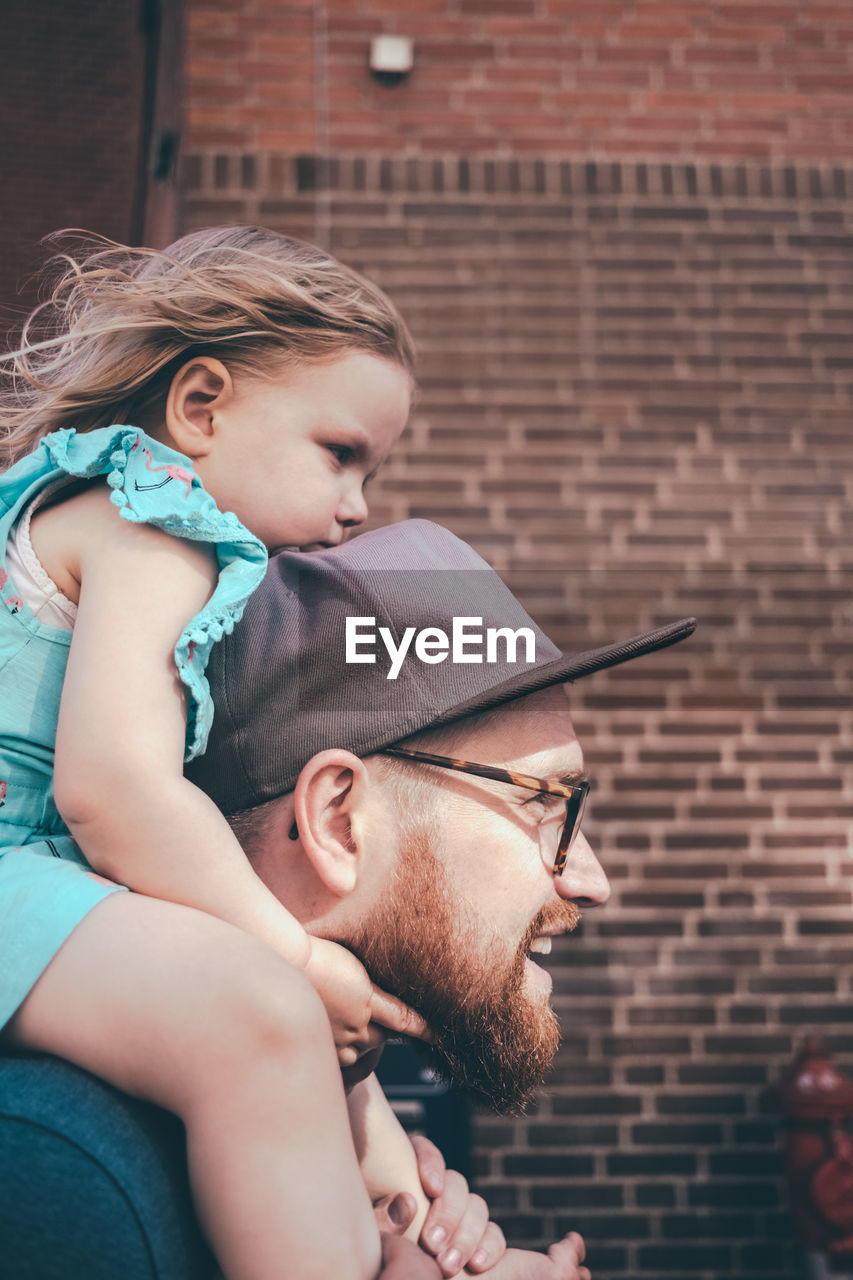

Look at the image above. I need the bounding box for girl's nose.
[337,483,368,528]
[554,831,610,908]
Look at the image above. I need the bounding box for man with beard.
[182,517,694,1272]
[0,519,695,1279]
[242,687,591,1118]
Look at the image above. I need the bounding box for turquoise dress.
[0,426,267,1027]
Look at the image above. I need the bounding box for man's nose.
[554,831,610,907]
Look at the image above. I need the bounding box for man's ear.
[164,357,233,459]
[292,750,370,898]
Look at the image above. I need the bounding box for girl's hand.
[412,1135,506,1276]
[304,936,429,1066]
[374,1193,444,1279]
[379,1233,443,1280]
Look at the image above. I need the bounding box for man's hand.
[412,1135,506,1275]
[479,1234,591,1280]
[304,936,429,1066]
[376,1159,589,1280]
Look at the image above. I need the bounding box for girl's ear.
[292,751,370,898]
[164,357,233,459]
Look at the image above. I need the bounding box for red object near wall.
[771,1038,853,1255]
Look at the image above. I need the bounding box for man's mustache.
[520,900,581,954]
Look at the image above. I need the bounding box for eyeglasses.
[380,746,590,877]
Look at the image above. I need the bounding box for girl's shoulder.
[31,479,222,612]
[41,426,211,522]
[12,427,269,764]
[20,426,263,555]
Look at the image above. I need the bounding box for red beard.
[347,826,579,1114]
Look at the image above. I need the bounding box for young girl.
[0,225,424,1280]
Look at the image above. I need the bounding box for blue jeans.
[0,1051,214,1279]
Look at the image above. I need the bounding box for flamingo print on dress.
[0,781,6,808]
[130,438,195,500]
[0,567,24,614]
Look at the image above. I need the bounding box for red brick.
[706,23,789,42]
[684,44,762,63]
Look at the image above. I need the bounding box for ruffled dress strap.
[40,427,268,760]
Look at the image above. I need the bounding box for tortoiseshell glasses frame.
[381,745,590,877]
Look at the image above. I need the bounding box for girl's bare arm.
[46,483,427,1059]
[51,485,312,965]
[348,1076,505,1278]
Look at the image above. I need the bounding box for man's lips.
[524,903,581,951]
[523,901,582,966]
[523,952,554,993]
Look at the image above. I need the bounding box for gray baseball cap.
[186,519,696,812]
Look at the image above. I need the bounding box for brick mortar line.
[181,151,853,202]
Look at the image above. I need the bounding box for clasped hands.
[378,1135,591,1280]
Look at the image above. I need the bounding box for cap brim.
[394,615,698,738]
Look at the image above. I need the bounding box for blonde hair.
[0,226,416,469]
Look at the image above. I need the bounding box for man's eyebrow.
[552,768,588,788]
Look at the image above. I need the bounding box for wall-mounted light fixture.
[369,35,414,85]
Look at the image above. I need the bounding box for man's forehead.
[453,686,584,776]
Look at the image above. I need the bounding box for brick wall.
[0,0,148,326]
[187,0,853,160]
[1,0,843,1274]
[182,149,852,1279]
[183,11,853,1280]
